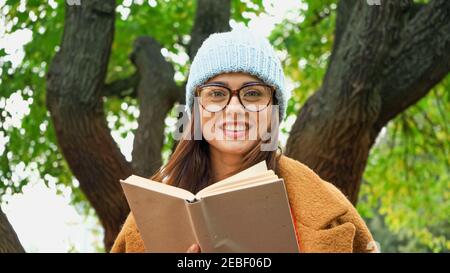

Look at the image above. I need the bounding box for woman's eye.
[244,90,261,97]
[210,90,226,97]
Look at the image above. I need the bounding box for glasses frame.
[195,82,275,113]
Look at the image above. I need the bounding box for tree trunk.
[46,0,131,251]
[286,0,450,204]
[0,207,25,253]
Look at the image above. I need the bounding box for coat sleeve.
[110,214,130,253]
[323,182,379,253]
[110,213,146,253]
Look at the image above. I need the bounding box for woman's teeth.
[223,124,247,131]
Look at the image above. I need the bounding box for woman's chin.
[212,139,256,154]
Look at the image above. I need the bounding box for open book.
[119,161,299,253]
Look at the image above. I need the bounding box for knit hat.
[185,26,290,121]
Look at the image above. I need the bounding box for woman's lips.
[219,121,251,139]
[223,128,246,139]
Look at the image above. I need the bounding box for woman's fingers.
[186,243,201,253]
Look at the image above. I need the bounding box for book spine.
[185,200,201,246]
[185,199,215,252]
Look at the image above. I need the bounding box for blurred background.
[0,0,449,253]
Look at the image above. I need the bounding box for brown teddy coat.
[111,155,378,253]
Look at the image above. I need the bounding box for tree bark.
[131,0,231,177]
[188,0,231,59]
[0,208,25,253]
[286,0,450,204]
[375,0,450,129]
[46,0,131,251]
[130,37,181,177]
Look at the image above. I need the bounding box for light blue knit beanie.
[185,26,289,121]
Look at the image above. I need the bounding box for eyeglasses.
[195,82,274,113]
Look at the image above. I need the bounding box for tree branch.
[286,0,418,204]
[325,0,412,91]
[130,37,180,177]
[102,73,140,98]
[332,0,357,51]
[375,0,450,130]
[188,0,231,59]
[0,208,25,253]
[406,2,425,19]
[46,0,131,251]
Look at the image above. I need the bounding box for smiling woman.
[110,27,378,253]
[197,72,279,184]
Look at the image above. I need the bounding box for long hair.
[150,99,282,194]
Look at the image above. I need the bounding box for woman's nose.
[225,95,245,113]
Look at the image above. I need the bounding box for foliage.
[0,0,82,208]
[359,78,450,252]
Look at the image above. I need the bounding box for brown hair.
[150,98,282,194]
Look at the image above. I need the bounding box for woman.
[111,27,378,253]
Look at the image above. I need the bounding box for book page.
[196,160,268,197]
[187,179,299,253]
[121,174,196,201]
[197,171,278,198]
[120,179,198,252]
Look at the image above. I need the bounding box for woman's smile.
[219,121,251,139]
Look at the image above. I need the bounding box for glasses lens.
[240,85,272,111]
[199,86,230,112]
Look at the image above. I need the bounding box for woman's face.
[197,72,274,156]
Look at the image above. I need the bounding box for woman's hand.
[186,243,201,253]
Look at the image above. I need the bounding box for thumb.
[187,244,200,253]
